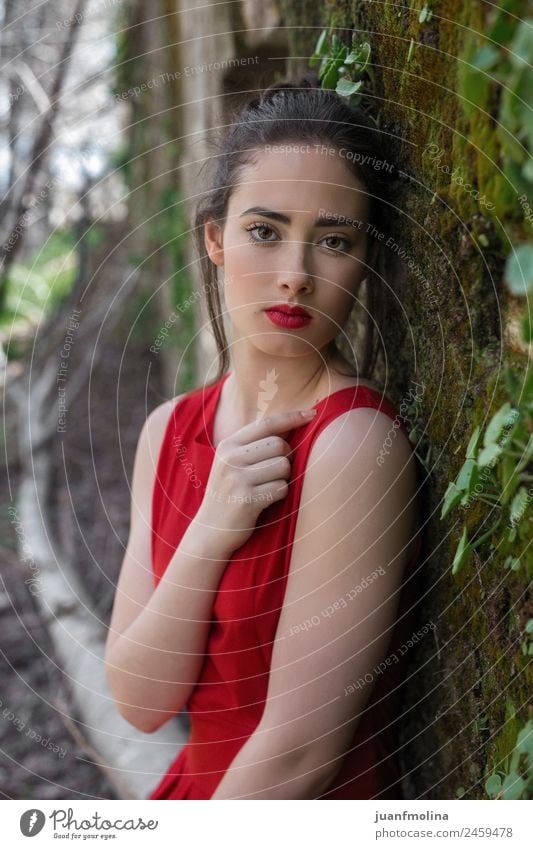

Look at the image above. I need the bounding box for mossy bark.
[279,0,531,799]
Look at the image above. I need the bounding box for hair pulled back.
[193,71,399,384]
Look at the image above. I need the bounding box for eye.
[244,222,279,244]
[319,234,351,254]
[244,223,352,254]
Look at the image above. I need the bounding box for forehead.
[228,145,370,219]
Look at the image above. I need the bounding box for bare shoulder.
[305,408,416,503]
[311,405,413,463]
[304,407,419,557]
[140,393,186,464]
[126,390,189,537]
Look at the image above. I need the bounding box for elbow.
[116,704,163,734]
[107,670,169,733]
[104,657,187,734]
[104,651,161,734]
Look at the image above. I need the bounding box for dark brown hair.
[193,72,399,385]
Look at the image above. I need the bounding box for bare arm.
[212,408,419,798]
[105,400,315,734]
[105,522,231,733]
[104,398,231,733]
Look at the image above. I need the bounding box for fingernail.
[300,408,317,417]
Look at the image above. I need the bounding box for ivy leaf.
[452,526,472,575]
[510,487,529,526]
[483,402,513,446]
[521,311,532,344]
[485,773,502,796]
[504,244,533,296]
[471,44,500,70]
[466,425,481,459]
[320,59,339,90]
[310,29,328,67]
[505,525,517,544]
[335,45,348,63]
[419,4,433,24]
[344,41,371,73]
[478,443,503,467]
[500,454,520,505]
[336,78,363,97]
[509,18,533,69]
[501,772,526,799]
[441,481,463,518]
[456,457,479,492]
[344,49,361,65]
[504,556,521,571]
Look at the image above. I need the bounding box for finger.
[254,478,289,505]
[239,435,293,464]
[236,408,317,445]
[246,455,292,485]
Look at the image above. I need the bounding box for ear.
[204,215,224,267]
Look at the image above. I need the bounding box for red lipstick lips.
[264,303,312,329]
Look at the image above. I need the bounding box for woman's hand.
[193,408,317,556]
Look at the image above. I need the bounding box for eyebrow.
[239,206,359,227]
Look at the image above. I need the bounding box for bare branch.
[0,0,88,311]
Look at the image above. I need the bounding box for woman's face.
[204,144,378,361]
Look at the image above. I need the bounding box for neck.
[223,344,353,422]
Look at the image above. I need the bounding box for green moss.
[281,0,532,799]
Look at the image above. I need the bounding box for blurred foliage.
[1,230,78,355]
[460,14,533,202]
[148,183,198,392]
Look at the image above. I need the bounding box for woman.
[105,77,423,799]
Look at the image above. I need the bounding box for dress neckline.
[195,371,386,451]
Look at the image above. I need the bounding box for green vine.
[440,287,532,579]
[309,12,532,801]
[441,190,532,800]
[309,29,373,105]
[485,715,533,800]
[462,14,533,200]
[459,10,533,339]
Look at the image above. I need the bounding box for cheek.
[224,238,263,280]
[320,271,359,311]
[223,278,261,313]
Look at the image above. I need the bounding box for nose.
[276,241,313,295]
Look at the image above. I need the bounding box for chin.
[252,338,316,358]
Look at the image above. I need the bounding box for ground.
[0,335,164,800]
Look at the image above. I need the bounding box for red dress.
[148,371,423,800]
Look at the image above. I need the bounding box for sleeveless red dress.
[148,371,423,800]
